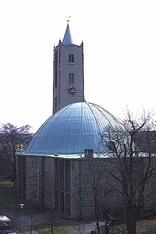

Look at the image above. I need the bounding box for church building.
[17,23,156,220]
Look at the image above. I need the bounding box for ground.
[137,219,156,234]
[0,179,156,233]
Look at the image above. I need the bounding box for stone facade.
[70,158,122,220]
[17,155,156,220]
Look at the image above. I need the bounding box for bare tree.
[103,110,156,234]
[0,123,32,184]
[86,159,109,234]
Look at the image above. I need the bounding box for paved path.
[0,207,39,233]
[23,231,38,234]
[137,219,156,234]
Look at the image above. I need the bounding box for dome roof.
[25,102,122,156]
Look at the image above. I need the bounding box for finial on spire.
[66,16,71,23]
[63,17,73,45]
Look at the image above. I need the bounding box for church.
[17,23,156,220]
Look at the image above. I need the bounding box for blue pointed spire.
[63,23,73,45]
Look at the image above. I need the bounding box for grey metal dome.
[25,102,122,156]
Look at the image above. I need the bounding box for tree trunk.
[96,220,100,234]
[125,207,136,234]
[13,148,17,188]
[94,196,100,234]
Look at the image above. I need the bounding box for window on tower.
[69,54,74,63]
[69,73,74,83]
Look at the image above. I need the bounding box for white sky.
[0,0,156,132]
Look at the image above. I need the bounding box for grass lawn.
[0,179,13,188]
[34,223,72,234]
[0,189,20,210]
[0,179,20,210]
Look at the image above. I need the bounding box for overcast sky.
[0,0,156,132]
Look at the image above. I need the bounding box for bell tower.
[53,22,84,114]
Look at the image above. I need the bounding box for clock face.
[67,86,77,96]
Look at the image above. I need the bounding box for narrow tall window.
[69,73,74,83]
[69,54,74,63]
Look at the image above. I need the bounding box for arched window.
[69,54,74,63]
[69,73,74,83]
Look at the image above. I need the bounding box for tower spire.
[62,16,73,45]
